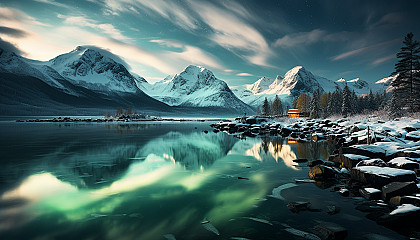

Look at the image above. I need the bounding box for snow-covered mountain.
[232,66,389,108]
[49,46,139,93]
[140,65,253,113]
[0,47,171,115]
[373,75,397,93]
[232,66,334,107]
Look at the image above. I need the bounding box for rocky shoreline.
[16,116,219,123]
[211,117,420,238]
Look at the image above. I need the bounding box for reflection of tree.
[296,141,331,160]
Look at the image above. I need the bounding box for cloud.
[101,0,273,67]
[33,0,71,9]
[224,69,234,73]
[237,73,254,76]
[57,14,128,40]
[189,1,272,67]
[274,29,327,47]
[370,12,405,29]
[150,39,224,70]
[0,26,28,38]
[149,39,183,48]
[103,0,198,30]
[372,54,395,65]
[331,39,400,61]
[273,29,356,48]
[0,37,25,55]
[0,7,49,26]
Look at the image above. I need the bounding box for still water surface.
[0,121,405,239]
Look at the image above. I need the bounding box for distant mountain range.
[231,66,393,107]
[0,46,394,115]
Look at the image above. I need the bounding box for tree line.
[256,32,420,119]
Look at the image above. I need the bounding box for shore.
[212,116,420,238]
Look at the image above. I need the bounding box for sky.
[0,0,419,86]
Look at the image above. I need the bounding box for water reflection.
[141,131,238,170]
[0,122,334,240]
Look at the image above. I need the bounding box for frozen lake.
[0,121,405,239]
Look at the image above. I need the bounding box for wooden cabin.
[288,109,302,117]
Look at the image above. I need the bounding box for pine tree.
[392,32,420,113]
[261,97,271,116]
[309,89,320,119]
[271,95,283,116]
[388,92,402,119]
[256,106,260,116]
[342,84,351,117]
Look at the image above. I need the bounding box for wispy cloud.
[0,26,28,38]
[33,0,71,9]
[274,29,327,47]
[331,39,400,61]
[189,1,272,67]
[57,14,128,40]
[273,29,355,48]
[101,0,273,67]
[149,39,224,70]
[237,73,254,76]
[103,0,198,30]
[372,54,395,65]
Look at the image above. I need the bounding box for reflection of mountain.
[229,137,332,170]
[235,137,298,170]
[140,132,238,170]
[45,143,140,189]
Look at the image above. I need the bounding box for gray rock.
[308,165,336,180]
[359,188,382,200]
[314,221,348,240]
[287,201,310,213]
[350,166,417,187]
[382,181,419,201]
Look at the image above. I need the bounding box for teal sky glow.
[0,0,419,85]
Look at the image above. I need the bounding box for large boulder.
[342,145,386,160]
[405,131,420,142]
[333,154,370,169]
[359,187,382,200]
[308,165,336,180]
[382,181,419,201]
[376,204,420,227]
[350,166,417,187]
[388,157,420,170]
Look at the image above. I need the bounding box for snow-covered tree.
[327,90,342,116]
[388,91,402,119]
[391,32,420,113]
[271,95,283,116]
[342,84,351,117]
[309,89,320,119]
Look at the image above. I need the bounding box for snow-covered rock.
[350,166,417,187]
[139,65,253,112]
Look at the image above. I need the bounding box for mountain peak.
[183,65,208,75]
[248,76,274,94]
